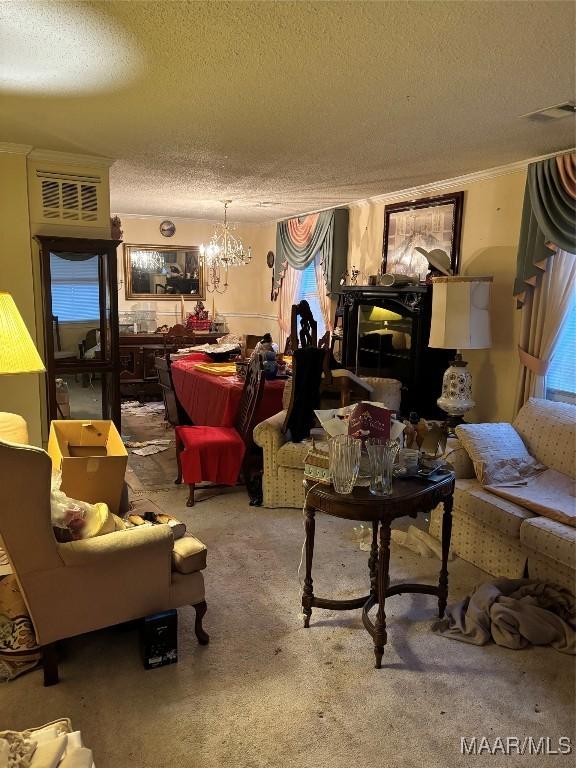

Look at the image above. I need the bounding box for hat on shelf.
[414,247,452,275]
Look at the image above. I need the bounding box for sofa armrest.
[444,437,475,479]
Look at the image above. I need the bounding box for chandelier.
[200,200,252,294]
[130,249,164,272]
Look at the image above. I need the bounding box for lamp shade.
[429,276,493,350]
[0,292,45,374]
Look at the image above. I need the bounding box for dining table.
[170,355,286,427]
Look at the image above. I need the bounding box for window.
[50,253,100,322]
[296,261,326,339]
[546,288,576,404]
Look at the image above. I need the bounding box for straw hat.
[414,247,453,275]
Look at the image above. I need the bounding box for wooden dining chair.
[174,354,266,506]
[154,356,190,427]
[289,300,317,352]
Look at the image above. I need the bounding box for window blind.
[297,262,326,339]
[50,253,100,322]
[546,291,576,400]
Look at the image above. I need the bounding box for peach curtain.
[314,254,333,333]
[515,249,576,410]
[277,264,301,351]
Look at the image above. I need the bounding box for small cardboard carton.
[48,420,128,513]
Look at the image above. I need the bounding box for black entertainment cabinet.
[337,285,453,419]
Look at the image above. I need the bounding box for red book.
[348,403,391,449]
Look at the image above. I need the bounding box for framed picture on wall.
[382,191,464,281]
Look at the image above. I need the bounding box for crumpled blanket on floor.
[433,578,576,654]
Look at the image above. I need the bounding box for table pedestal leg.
[302,506,316,628]
[368,521,378,597]
[374,521,391,668]
[438,494,453,618]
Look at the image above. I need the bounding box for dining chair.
[174,354,266,506]
[289,300,317,352]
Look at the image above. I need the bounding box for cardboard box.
[48,420,127,513]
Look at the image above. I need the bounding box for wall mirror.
[123,244,205,300]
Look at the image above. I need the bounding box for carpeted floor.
[2,411,574,767]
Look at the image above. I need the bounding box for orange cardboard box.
[48,420,127,513]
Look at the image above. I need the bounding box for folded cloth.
[59,748,93,768]
[29,734,66,768]
[433,578,576,654]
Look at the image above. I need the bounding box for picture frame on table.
[381,191,464,281]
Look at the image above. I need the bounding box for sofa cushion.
[171,534,207,574]
[455,422,543,485]
[454,479,536,538]
[277,440,312,470]
[520,517,576,570]
[513,398,576,479]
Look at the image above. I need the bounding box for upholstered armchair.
[253,376,402,509]
[0,438,209,685]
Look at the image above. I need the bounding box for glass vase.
[329,435,361,494]
[366,438,399,496]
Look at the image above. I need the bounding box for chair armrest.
[58,524,173,570]
[253,410,288,471]
[23,526,174,646]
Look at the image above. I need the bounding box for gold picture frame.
[123,244,205,300]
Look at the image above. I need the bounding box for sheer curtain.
[314,254,333,335]
[516,249,576,409]
[277,264,301,351]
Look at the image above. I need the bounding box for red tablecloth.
[171,356,285,427]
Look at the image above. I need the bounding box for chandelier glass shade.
[200,201,251,293]
[130,249,164,272]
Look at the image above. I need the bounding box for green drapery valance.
[273,210,335,296]
[514,152,576,306]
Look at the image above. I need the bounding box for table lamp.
[428,276,492,430]
[0,292,45,440]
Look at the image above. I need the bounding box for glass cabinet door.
[37,236,121,429]
[356,302,415,379]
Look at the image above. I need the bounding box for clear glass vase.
[329,435,361,494]
[366,438,399,496]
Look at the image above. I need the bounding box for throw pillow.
[455,422,545,485]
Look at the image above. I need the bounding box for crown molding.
[350,148,575,208]
[28,148,115,168]
[0,143,33,155]
[115,212,224,225]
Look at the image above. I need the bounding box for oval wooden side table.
[301,473,455,668]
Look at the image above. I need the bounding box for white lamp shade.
[0,292,45,374]
[429,276,493,350]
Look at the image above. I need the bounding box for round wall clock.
[266,250,275,268]
[160,220,176,238]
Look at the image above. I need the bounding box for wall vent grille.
[37,171,101,223]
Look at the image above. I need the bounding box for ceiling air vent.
[37,171,101,224]
[521,101,576,122]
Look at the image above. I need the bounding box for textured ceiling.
[1,1,574,223]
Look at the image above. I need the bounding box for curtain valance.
[274,210,335,296]
[514,152,576,306]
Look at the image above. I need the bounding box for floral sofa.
[429,398,576,593]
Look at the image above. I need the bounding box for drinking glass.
[366,438,399,496]
[329,435,361,494]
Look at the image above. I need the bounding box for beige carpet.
[2,413,575,767]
